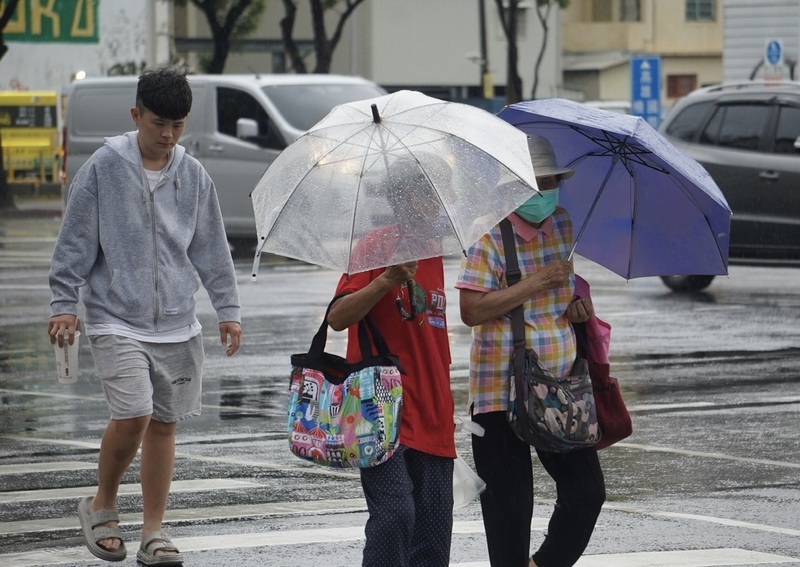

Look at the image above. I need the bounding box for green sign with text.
[4,0,98,44]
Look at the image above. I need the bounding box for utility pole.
[478,0,494,99]
[150,0,172,67]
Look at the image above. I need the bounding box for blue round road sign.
[766,40,782,66]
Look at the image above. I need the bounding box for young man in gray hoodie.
[48,67,242,565]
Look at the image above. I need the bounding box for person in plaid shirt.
[455,135,606,567]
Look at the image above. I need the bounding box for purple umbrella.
[498,98,732,279]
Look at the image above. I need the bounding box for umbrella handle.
[395,279,419,321]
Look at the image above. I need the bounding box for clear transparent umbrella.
[250,90,539,276]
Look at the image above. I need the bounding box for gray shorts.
[88,334,204,423]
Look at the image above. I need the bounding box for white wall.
[723,0,800,82]
[363,0,561,99]
[0,0,156,91]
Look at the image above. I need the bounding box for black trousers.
[471,411,606,567]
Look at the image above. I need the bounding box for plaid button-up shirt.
[455,210,576,415]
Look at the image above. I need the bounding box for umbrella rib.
[569,154,620,261]
[385,132,465,249]
[510,120,670,175]
[577,129,670,175]
[366,102,479,250]
[388,127,538,244]
[627,161,638,279]
[655,169,731,274]
[345,122,393,274]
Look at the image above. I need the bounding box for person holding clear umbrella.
[456,134,606,567]
[326,157,457,567]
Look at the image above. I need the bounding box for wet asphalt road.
[1,211,799,566]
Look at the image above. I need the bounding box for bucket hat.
[527,134,575,180]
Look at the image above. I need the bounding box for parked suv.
[658,81,800,291]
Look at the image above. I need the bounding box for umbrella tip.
[371,103,381,123]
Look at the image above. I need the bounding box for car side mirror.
[794,136,800,150]
[236,118,259,140]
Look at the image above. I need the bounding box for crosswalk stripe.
[613,442,800,470]
[0,498,370,536]
[0,461,95,475]
[597,502,800,538]
[0,478,261,504]
[571,548,798,567]
[0,543,794,567]
[0,520,529,567]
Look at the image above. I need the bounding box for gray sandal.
[136,530,184,566]
[77,496,127,562]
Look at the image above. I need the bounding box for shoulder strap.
[500,219,535,432]
[499,219,526,351]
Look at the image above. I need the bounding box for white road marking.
[614,442,800,470]
[0,499,370,536]
[0,284,50,289]
[7,433,800,480]
[602,305,747,318]
[0,543,794,567]
[628,401,716,411]
[0,461,95,475]
[603,504,800,538]
[572,548,797,566]
[0,478,261,504]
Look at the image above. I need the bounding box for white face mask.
[516,189,559,223]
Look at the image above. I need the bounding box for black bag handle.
[306,294,393,364]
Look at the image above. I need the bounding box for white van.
[62,74,386,252]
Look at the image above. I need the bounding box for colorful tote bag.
[288,303,404,468]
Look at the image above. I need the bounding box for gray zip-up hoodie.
[49,131,241,332]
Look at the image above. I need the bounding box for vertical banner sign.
[4,0,99,43]
[630,56,661,128]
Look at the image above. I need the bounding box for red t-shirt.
[335,257,456,458]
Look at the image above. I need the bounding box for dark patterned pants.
[360,445,454,567]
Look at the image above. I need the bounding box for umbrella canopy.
[251,90,539,275]
[498,98,732,279]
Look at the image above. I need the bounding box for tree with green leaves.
[280,0,365,74]
[176,0,266,73]
[494,0,569,104]
[0,0,21,211]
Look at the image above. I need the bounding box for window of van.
[262,84,385,131]
[216,87,285,150]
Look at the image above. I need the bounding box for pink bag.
[573,275,610,364]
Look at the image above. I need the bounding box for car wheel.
[659,275,715,292]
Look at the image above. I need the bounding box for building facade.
[560,0,724,110]
[0,0,170,91]
[171,0,563,105]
